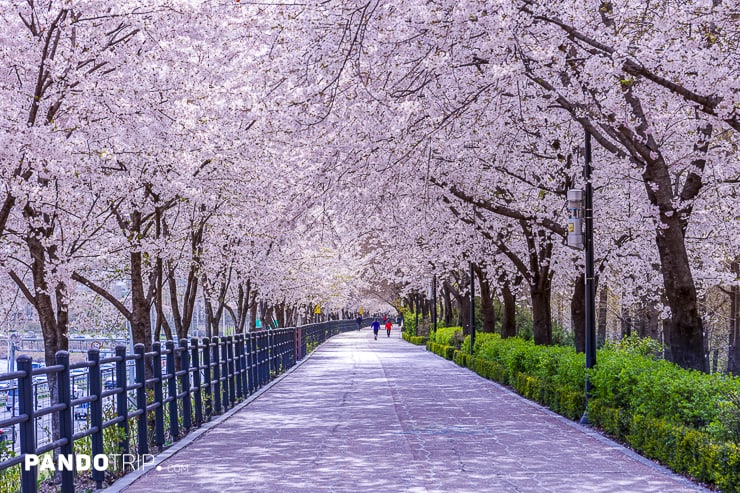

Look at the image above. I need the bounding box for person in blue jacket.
[371,319,380,340]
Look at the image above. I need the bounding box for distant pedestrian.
[396,314,403,327]
[385,320,392,337]
[356,316,362,331]
[371,319,380,340]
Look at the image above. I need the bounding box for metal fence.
[0,320,355,493]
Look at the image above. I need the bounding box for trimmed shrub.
[402,333,428,345]
[431,326,462,346]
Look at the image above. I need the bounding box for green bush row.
[423,333,740,492]
[589,402,740,491]
[428,326,462,346]
[402,332,428,345]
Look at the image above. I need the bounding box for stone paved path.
[108,330,708,492]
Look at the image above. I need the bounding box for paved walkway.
[107,331,707,493]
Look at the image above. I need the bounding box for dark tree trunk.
[597,282,608,347]
[530,285,552,345]
[276,301,286,328]
[653,226,706,371]
[501,280,516,338]
[234,280,251,333]
[571,273,585,353]
[442,284,453,327]
[445,279,470,335]
[620,305,632,339]
[727,261,740,374]
[636,304,660,340]
[475,265,496,333]
[130,250,153,351]
[498,223,554,345]
[634,116,709,371]
[249,295,258,331]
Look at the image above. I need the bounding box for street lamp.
[469,261,476,356]
[432,275,438,333]
[582,130,596,424]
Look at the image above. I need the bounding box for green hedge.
[429,326,462,346]
[422,332,740,492]
[402,332,428,345]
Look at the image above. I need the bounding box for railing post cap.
[55,350,70,358]
[16,354,32,363]
[115,345,127,352]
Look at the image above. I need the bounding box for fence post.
[191,338,203,426]
[115,345,130,460]
[246,333,255,393]
[88,348,104,489]
[260,332,267,386]
[221,337,230,410]
[234,334,243,400]
[238,334,248,396]
[228,336,238,403]
[152,342,165,449]
[17,356,36,493]
[301,327,307,359]
[180,339,192,432]
[202,338,212,418]
[212,337,222,415]
[134,344,148,456]
[56,351,74,493]
[166,340,179,441]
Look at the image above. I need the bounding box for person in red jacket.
[385,320,392,338]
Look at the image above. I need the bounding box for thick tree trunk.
[571,273,585,353]
[445,280,470,334]
[501,280,516,338]
[130,250,153,351]
[636,304,660,340]
[530,285,552,345]
[475,265,496,333]
[442,284,453,327]
[653,226,706,371]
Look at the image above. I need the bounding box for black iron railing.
[0,320,355,493]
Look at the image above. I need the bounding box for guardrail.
[0,320,355,493]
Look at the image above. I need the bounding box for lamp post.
[581,130,597,424]
[469,261,475,356]
[432,275,438,333]
[414,293,419,336]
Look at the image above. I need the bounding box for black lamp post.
[581,130,597,424]
[469,261,475,355]
[432,275,438,333]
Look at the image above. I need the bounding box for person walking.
[385,320,392,338]
[356,315,362,331]
[371,319,380,340]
